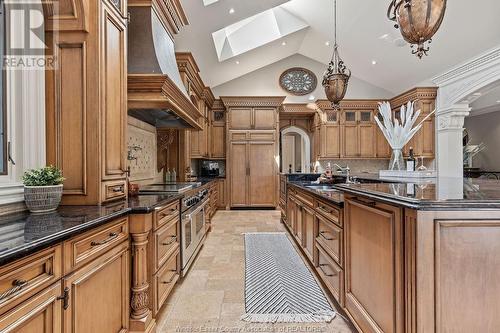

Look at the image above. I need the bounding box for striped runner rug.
[241,232,336,323]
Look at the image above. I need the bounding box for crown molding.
[315,99,381,111]
[176,52,205,98]
[468,105,500,118]
[390,87,438,109]
[280,103,316,115]
[129,0,189,38]
[211,99,225,111]
[432,46,500,86]
[220,96,286,108]
[203,87,215,108]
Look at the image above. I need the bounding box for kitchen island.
[284,176,500,333]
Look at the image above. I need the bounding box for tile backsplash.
[127,117,163,185]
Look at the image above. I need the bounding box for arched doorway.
[280,126,311,173]
[432,46,500,177]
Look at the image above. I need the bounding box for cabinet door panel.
[102,8,126,180]
[359,125,375,158]
[303,206,315,262]
[217,179,226,208]
[321,125,340,158]
[253,108,276,130]
[229,108,252,129]
[230,142,248,206]
[249,142,276,206]
[342,125,358,158]
[376,127,391,158]
[0,282,62,333]
[210,124,225,158]
[345,198,403,333]
[63,242,129,333]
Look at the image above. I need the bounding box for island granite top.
[287,175,500,210]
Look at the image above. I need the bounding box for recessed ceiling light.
[308,95,315,101]
[325,41,330,46]
[235,60,240,65]
[229,8,235,14]
[281,41,287,46]
[371,60,377,65]
[496,100,500,103]
[379,33,390,40]
[472,92,482,97]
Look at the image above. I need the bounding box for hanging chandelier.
[322,0,351,110]
[387,0,447,58]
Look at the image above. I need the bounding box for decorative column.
[436,104,470,178]
[129,214,155,333]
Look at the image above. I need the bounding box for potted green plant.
[22,166,65,213]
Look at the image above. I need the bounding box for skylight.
[212,6,308,62]
[203,0,218,6]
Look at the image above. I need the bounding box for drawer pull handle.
[0,279,28,301]
[161,271,178,284]
[91,232,119,246]
[319,231,336,241]
[112,186,124,193]
[57,287,70,310]
[161,236,177,246]
[319,264,336,277]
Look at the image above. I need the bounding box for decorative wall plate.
[279,67,317,96]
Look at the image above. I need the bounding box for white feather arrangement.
[375,101,435,150]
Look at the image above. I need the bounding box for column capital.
[436,103,471,132]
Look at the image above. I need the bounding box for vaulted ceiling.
[175,0,500,96]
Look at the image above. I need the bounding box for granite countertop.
[0,193,184,266]
[335,178,500,209]
[288,182,344,207]
[288,175,500,210]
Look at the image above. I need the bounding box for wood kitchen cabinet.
[228,107,276,130]
[209,101,226,158]
[302,205,315,262]
[341,110,376,158]
[63,242,130,333]
[45,0,128,205]
[0,282,62,333]
[217,178,226,209]
[229,139,277,207]
[0,216,130,333]
[391,87,437,158]
[223,97,284,208]
[320,123,341,158]
[344,196,404,333]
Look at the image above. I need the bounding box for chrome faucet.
[333,164,357,184]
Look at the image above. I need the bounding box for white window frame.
[0,2,46,205]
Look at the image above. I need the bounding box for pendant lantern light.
[322,0,351,110]
[387,0,447,58]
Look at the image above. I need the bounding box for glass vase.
[389,149,405,171]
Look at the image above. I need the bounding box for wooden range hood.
[127,0,202,130]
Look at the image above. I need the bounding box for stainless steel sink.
[306,185,338,192]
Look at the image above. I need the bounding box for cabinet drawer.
[154,219,179,272]
[154,201,180,230]
[102,180,127,202]
[0,245,62,315]
[316,243,344,306]
[153,249,180,315]
[316,214,343,267]
[229,131,248,141]
[0,281,62,332]
[316,200,341,227]
[63,217,128,274]
[296,190,314,208]
[248,131,275,141]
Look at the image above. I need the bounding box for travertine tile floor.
[157,210,355,333]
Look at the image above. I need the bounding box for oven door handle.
[183,199,208,220]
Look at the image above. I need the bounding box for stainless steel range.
[139,182,207,276]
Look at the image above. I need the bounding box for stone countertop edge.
[0,193,186,267]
